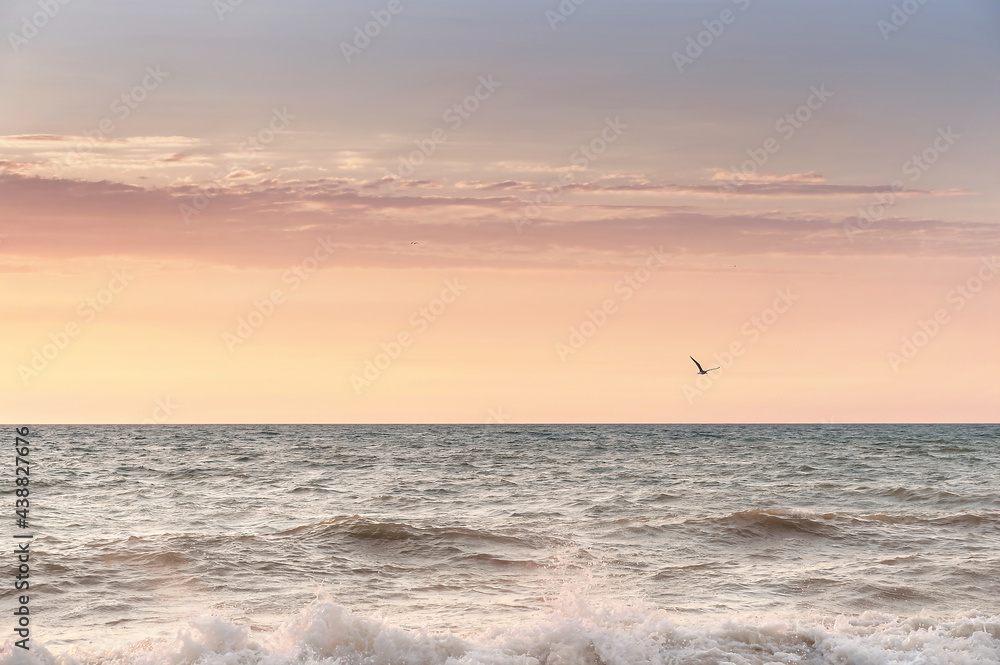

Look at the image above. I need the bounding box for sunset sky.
[2,0,998,423]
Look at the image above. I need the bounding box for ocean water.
[3,424,999,665]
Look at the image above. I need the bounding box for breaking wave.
[4,598,998,665]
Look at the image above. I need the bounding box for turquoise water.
[6,424,999,664]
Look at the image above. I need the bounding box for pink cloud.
[1,172,994,272]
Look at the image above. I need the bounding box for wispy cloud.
[1,172,994,272]
[455,175,974,198]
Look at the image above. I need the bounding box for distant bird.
[410,241,419,245]
[690,356,719,375]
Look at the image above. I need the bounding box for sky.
[1,0,998,423]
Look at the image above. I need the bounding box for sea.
[2,424,998,665]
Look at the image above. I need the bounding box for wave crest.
[6,599,999,665]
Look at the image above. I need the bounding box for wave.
[722,507,841,533]
[47,509,995,578]
[683,508,1000,542]
[870,486,1000,507]
[884,486,964,502]
[66,517,543,554]
[278,516,539,549]
[4,599,998,665]
[857,512,1000,527]
[683,509,845,541]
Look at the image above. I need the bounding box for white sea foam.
[3,597,998,665]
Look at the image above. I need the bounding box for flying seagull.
[690,356,719,375]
